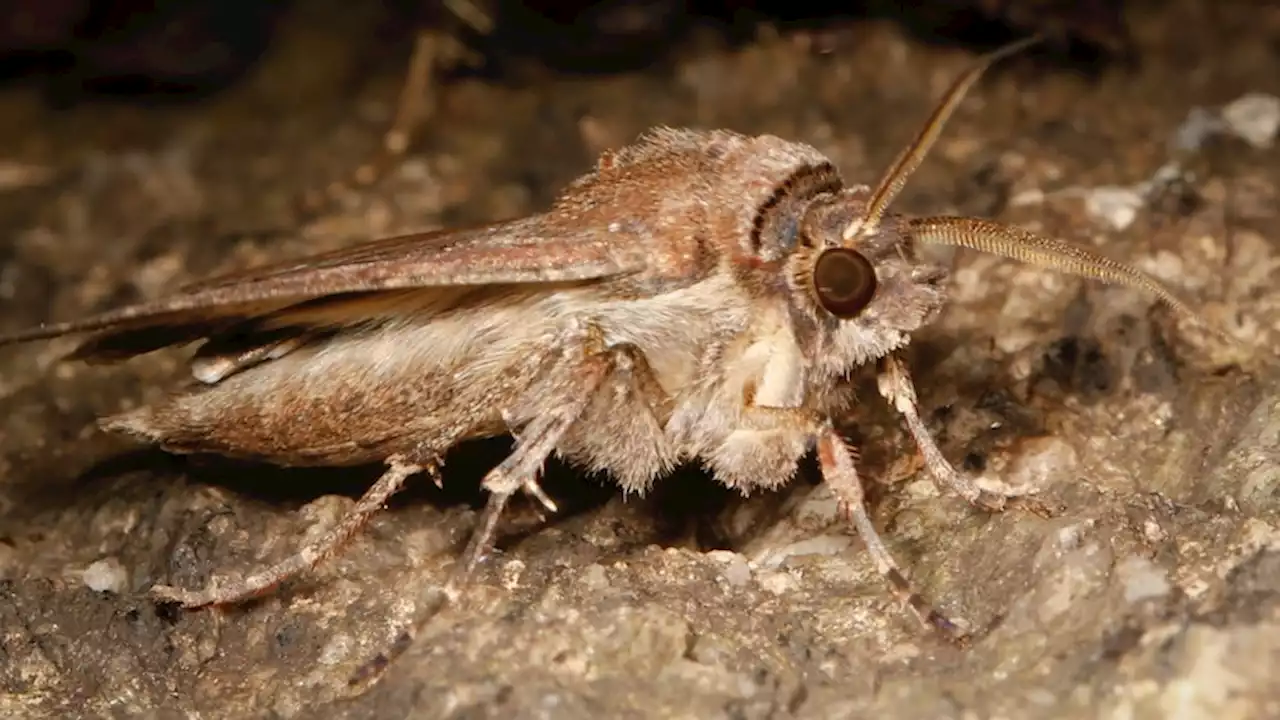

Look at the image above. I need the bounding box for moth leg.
[466,334,648,576]
[817,426,967,642]
[503,343,670,513]
[151,454,434,608]
[351,335,626,686]
[493,409,560,515]
[877,352,1048,515]
[189,334,311,384]
[517,471,558,514]
[454,412,572,578]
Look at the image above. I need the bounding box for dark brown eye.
[812,248,877,318]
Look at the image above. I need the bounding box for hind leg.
[151,454,435,608]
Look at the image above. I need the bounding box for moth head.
[722,141,950,361]
[767,35,1209,371]
[782,186,950,357]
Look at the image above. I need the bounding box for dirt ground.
[2,1,1279,718]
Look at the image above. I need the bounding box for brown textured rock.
[1,1,1278,718]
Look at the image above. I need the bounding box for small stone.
[1172,106,1225,152]
[757,570,798,596]
[82,557,128,594]
[580,563,609,591]
[1143,519,1169,544]
[501,559,527,590]
[707,551,752,587]
[752,535,853,570]
[1083,186,1145,231]
[317,634,353,666]
[1220,93,1280,149]
[1117,556,1172,603]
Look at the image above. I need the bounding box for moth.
[0,36,1204,679]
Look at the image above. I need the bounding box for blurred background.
[0,0,1131,101]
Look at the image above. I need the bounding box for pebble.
[82,557,128,594]
[1220,93,1280,149]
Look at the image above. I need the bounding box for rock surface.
[1,1,1278,718]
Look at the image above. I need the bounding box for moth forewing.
[0,216,651,360]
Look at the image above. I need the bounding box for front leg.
[877,352,1047,515]
[817,426,965,640]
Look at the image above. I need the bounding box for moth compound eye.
[812,248,877,319]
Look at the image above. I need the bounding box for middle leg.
[352,330,666,684]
